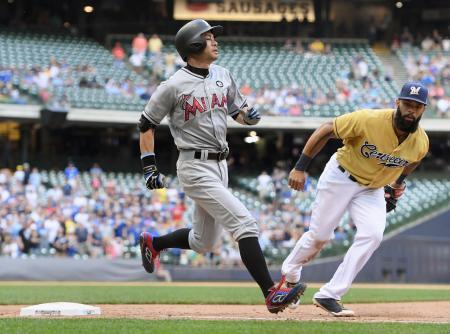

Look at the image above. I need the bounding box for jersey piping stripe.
[142,111,160,126]
[181,68,205,79]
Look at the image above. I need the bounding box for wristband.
[396,174,407,184]
[294,153,312,172]
[141,153,156,170]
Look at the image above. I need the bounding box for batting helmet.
[175,19,223,61]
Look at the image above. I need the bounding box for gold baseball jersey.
[333,109,429,188]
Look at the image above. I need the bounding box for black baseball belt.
[194,150,229,161]
[338,165,358,183]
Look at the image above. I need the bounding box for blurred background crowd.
[1,162,341,267]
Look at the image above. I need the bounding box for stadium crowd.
[0,162,346,266]
[1,51,393,116]
[1,31,447,117]
[0,66,28,104]
[392,29,450,118]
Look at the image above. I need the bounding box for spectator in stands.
[29,168,41,188]
[52,228,68,256]
[22,162,31,185]
[390,34,401,53]
[64,162,79,188]
[351,55,369,80]
[129,53,144,71]
[432,30,443,50]
[400,27,414,45]
[0,67,13,85]
[164,52,177,78]
[442,37,450,52]
[421,35,434,51]
[1,234,20,258]
[89,224,104,258]
[90,163,103,189]
[309,39,325,54]
[435,97,449,118]
[257,170,273,200]
[75,222,89,256]
[13,165,25,184]
[112,42,126,62]
[148,34,163,55]
[132,33,148,57]
[18,220,35,254]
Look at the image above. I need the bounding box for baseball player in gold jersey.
[281,82,429,316]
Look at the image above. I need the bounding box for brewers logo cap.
[398,81,428,105]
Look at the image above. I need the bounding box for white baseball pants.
[282,153,386,300]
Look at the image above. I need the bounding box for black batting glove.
[141,154,165,190]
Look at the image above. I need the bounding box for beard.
[394,107,421,133]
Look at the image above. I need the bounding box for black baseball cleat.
[313,297,355,317]
[139,232,160,273]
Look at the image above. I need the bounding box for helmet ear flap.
[187,38,207,56]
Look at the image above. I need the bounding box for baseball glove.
[384,182,406,213]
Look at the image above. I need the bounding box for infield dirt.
[1,301,449,323]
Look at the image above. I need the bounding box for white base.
[20,302,101,317]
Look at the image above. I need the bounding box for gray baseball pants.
[176,150,259,253]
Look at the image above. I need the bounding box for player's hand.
[144,165,165,190]
[384,182,406,213]
[243,107,261,125]
[141,154,165,190]
[384,181,406,200]
[288,168,306,191]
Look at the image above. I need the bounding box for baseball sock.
[152,228,191,251]
[238,237,274,297]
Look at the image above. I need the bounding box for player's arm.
[384,161,421,212]
[231,106,261,126]
[391,161,420,188]
[138,115,165,190]
[226,71,260,126]
[289,122,336,191]
[140,126,155,154]
[138,81,174,190]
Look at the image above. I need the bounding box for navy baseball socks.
[238,237,307,313]
[152,228,191,250]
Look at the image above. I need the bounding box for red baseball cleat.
[139,232,160,274]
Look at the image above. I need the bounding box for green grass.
[1,285,450,305]
[0,319,449,334]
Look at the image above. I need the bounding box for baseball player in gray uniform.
[138,19,305,313]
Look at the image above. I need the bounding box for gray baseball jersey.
[142,64,246,151]
[141,64,259,253]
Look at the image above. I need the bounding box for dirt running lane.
[1,301,449,324]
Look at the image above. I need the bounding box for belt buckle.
[217,149,229,161]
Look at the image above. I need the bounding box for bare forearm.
[140,129,155,154]
[392,161,420,187]
[233,112,247,125]
[402,161,420,175]
[303,122,336,157]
